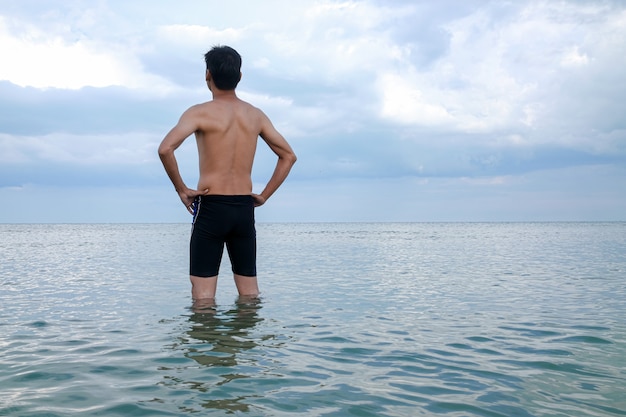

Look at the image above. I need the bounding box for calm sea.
[1,222,625,416]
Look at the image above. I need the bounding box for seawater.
[1,222,625,417]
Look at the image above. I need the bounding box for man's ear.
[239,72,242,81]
[206,70,211,82]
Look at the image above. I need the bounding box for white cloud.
[560,46,589,67]
[379,72,453,126]
[157,24,243,48]
[1,0,625,222]
[372,0,626,142]
[0,132,160,166]
[0,16,175,91]
[238,90,343,139]
[248,1,411,83]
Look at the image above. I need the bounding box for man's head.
[204,45,242,90]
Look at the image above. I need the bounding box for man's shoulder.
[192,100,218,110]
[185,98,266,122]
[184,100,224,119]
[235,100,267,122]
[184,101,213,114]
[236,98,261,111]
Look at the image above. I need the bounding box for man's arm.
[158,107,207,214]
[254,112,297,207]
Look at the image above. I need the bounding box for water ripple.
[1,223,626,416]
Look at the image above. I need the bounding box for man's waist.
[197,194,253,203]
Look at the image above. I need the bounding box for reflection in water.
[185,297,264,367]
[162,297,272,414]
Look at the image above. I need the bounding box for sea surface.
[1,222,625,417]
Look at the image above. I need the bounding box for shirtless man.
[158,45,296,301]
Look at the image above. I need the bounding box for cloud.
[0,16,175,91]
[0,81,202,136]
[379,72,454,126]
[253,163,626,222]
[0,0,624,222]
[158,24,243,46]
[0,130,172,189]
[0,132,158,166]
[373,1,626,143]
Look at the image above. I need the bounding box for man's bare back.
[159,88,295,211]
[193,97,259,195]
[158,45,296,301]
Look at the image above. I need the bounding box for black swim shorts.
[189,195,256,277]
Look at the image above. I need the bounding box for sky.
[1,0,625,223]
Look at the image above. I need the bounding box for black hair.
[204,45,242,90]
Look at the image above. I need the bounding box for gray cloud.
[1,0,624,222]
[0,82,195,135]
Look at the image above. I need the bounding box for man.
[158,45,296,301]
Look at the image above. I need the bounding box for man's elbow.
[157,143,172,160]
[286,152,297,166]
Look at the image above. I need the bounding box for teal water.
[1,222,625,416]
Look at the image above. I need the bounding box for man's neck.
[211,87,238,100]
